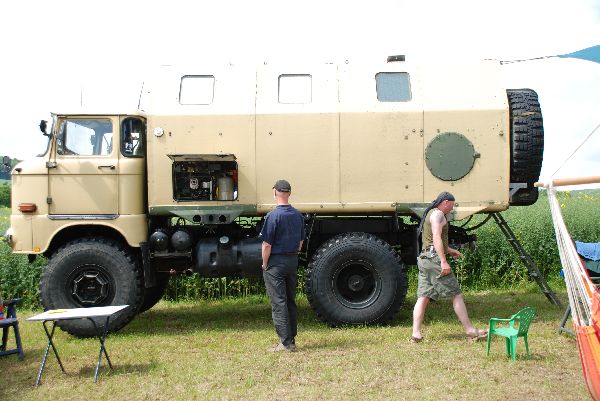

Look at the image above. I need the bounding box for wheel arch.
[43,223,136,258]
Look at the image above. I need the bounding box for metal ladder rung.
[492,213,562,307]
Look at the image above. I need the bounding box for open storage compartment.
[169,154,238,201]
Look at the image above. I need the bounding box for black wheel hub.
[348,274,365,291]
[70,266,112,305]
[332,260,381,309]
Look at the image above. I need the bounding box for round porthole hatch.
[425,132,477,181]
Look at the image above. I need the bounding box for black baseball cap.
[273,179,291,192]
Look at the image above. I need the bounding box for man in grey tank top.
[410,192,487,343]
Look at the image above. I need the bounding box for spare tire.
[508,88,544,206]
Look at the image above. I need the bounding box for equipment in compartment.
[170,154,238,201]
[217,176,234,200]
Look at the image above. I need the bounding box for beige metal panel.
[49,170,118,214]
[146,114,256,207]
[142,64,256,116]
[256,113,340,206]
[8,159,45,252]
[256,64,340,208]
[118,116,146,215]
[339,62,424,205]
[7,215,32,252]
[146,114,177,207]
[422,109,509,207]
[26,214,149,253]
[256,202,399,214]
[10,163,49,215]
[418,60,507,110]
[146,65,257,209]
[118,172,145,214]
[114,214,148,247]
[419,61,509,210]
[10,157,48,177]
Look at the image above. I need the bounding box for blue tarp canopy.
[558,45,600,64]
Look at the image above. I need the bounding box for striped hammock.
[547,186,600,400]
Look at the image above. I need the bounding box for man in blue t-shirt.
[260,179,305,352]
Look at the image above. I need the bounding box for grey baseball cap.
[273,179,291,192]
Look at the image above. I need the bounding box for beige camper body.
[144,60,509,223]
[5,58,544,335]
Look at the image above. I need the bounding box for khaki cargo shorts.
[416,254,462,300]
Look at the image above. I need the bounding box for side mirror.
[39,120,50,136]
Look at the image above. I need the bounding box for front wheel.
[40,238,143,337]
[139,272,170,313]
[305,232,407,326]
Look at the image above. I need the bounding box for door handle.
[98,165,116,170]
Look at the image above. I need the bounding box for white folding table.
[27,305,128,385]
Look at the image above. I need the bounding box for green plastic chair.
[487,306,536,360]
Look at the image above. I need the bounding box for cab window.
[121,118,145,157]
[57,119,113,156]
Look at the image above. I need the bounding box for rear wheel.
[40,238,143,337]
[306,232,407,326]
[508,88,544,205]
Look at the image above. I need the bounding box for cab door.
[48,117,119,216]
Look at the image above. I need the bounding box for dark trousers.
[263,254,298,346]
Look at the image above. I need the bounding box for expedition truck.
[4,57,543,336]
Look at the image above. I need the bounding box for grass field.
[0,191,597,400]
[0,288,589,401]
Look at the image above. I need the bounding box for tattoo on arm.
[430,210,447,238]
[430,210,446,225]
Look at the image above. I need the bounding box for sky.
[1,0,599,188]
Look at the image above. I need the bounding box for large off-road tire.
[40,238,143,337]
[139,273,170,313]
[508,88,544,206]
[305,232,407,326]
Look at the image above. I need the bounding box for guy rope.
[536,176,600,401]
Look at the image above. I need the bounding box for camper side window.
[278,74,312,104]
[179,75,215,105]
[375,72,411,102]
[57,119,113,156]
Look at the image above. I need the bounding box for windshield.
[56,118,113,156]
